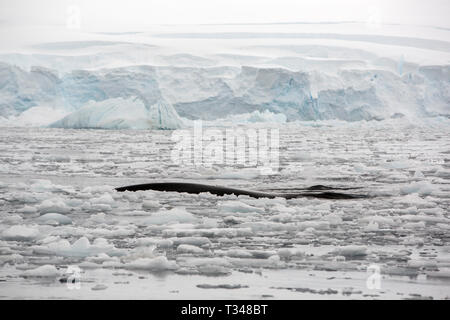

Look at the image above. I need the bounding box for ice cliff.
[0,62,448,128]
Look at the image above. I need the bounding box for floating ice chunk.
[360,216,396,227]
[38,198,71,214]
[402,206,418,214]
[65,199,84,207]
[0,253,25,265]
[124,256,178,271]
[91,193,115,205]
[87,226,136,238]
[86,253,117,264]
[435,169,450,178]
[197,265,231,276]
[165,222,200,230]
[177,244,204,254]
[7,191,40,204]
[400,181,437,196]
[353,163,369,173]
[199,217,220,229]
[178,257,231,268]
[227,255,284,269]
[141,208,198,225]
[269,213,293,223]
[364,221,379,232]
[218,200,265,214]
[311,202,331,211]
[156,239,174,248]
[89,204,112,212]
[382,160,415,170]
[101,260,123,268]
[239,221,294,232]
[324,212,343,225]
[33,237,122,257]
[333,256,346,262]
[48,155,71,163]
[30,179,54,190]
[397,194,431,206]
[37,213,72,225]
[113,210,150,216]
[170,237,211,247]
[30,179,74,193]
[413,170,425,179]
[296,221,330,231]
[121,246,157,263]
[135,238,174,248]
[22,265,60,278]
[399,214,447,224]
[249,250,278,259]
[177,258,232,275]
[78,261,104,269]
[91,284,108,291]
[331,246,367,257]
[82,185,115,194]
[402,236,425,246]
[223,216,246,224]
[163,227,252,238]
[121,192,140,202]
[403,221,426,229]
[269,203,296,214]
[142,200,161,210]
[2,225,40,241]
[38,235,60,245]
[221,249,253,258]
[3,214,23,224]
[247,197,287,207]
[277,248,305,260]
[87,212,106,223]
[17,206,38,214]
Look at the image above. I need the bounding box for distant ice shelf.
[0,62,448,128]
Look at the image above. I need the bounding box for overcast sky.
[0,0,449,29]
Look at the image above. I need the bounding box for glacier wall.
[0,61,449,128]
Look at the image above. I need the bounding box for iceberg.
[50,97,184,129]
[0,106,70,127]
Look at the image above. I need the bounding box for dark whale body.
[115,182,365,200]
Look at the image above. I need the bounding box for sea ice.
[1,225,40,241]
[22,265,60,278]
[37,213,72,225]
